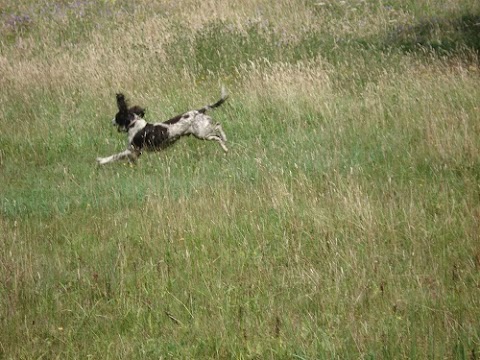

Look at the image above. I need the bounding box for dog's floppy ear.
[116,93,129,112]
[130,105,146,118]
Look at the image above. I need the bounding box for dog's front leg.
[96,148,140,165]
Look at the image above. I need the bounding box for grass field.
[1,0,480,358]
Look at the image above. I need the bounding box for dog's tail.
[198,86,229,114]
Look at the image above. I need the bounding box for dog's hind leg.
[206,135,228,152]
[191,116,228,152]
[215,123,227,142]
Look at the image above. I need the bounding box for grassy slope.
[1,0,480,358]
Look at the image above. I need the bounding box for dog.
[96,88,229,165]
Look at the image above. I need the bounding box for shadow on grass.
[384,13,480,55]
[168,12,479,78]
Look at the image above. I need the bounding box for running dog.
[96,88,228,165]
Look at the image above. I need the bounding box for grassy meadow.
[1,0,480,358]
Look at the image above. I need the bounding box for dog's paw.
[96,157,108,165]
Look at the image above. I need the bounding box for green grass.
[1,0,480,358]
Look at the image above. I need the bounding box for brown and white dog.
[96,88,229,165]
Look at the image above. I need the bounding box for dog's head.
[113,93,146,132]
